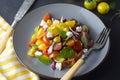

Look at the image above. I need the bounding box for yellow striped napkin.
[0,16,40,80]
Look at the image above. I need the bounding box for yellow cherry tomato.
[84,0,97,10]
[38,43,48,51]
[47,19,52,26]
[97,2,110,14]
[27,48,36,57]
[53,36,61,43]
[65,20,76,28]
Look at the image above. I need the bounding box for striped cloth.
[0,16,40,80]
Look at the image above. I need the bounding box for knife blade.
[11,0,36,28]
[0,0,36,53]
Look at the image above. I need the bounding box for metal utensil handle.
[0,0,35,53]
[11,0,35,28]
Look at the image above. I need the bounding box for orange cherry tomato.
[43,49,49,57]
[43,13,51,22]
[37,33,46,39]
[28,38,37,47]
[49,51,59,58]
[66,39,75,47]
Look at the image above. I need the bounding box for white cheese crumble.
[46,32,53,38]
[40,20,46,26]
[83,48,88,53]
[43,24,48,30]
[40,20,48,30]
[53,19,60,24]
[66,31,73,38]
[51,18,54,22]
[55,62,62,71]
[76,26,82,32]
[35,51,43,56]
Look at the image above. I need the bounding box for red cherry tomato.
[73,41,83,52]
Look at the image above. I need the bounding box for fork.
[60,28,111,80]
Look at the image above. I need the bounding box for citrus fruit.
[84,0,97,10]
[97,2,110,14]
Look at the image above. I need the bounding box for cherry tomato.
[28,38,37,46]
[43,49,49,57]
[66,39,75,47]
[97,2,110,14]
[84,0,97,10]
[73,41,83,52]
[49,51,59,58]
[42,35,50,46]
[43,13,51,22]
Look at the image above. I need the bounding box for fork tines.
[96,28,111,45]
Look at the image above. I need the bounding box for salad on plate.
[27,13,94,70]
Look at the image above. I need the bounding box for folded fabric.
[0,16,40,80]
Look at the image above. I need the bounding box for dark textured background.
[0,0,120,80]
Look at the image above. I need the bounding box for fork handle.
[60,58,84,80]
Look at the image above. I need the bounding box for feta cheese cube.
[66,31,73,38]
[46,32,53,38]
[83,48,88,53]
[55,62,62,71]
[53,19,60,24]
[43,24,48,30]
[76,26,82,32]
[35,51,43,56]
[40,20,48,30]
[40,20,46,26]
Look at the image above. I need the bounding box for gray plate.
[13,3,110,79]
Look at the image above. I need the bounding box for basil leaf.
[59,47,74,58]
[37,55,52,64]
[81,35,89,48]
[57,30,67,39]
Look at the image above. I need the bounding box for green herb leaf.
[31,44,38,49]
[81,34,89,48]
[59,47,74,58]
[37,55,52,64]
[57,30,67,39]
[34,25,39,33]
[110,2,116,10]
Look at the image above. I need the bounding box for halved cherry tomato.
[66,39,75,47]
[42,35,50,46]
[43,13,51,22]
[49,51,59,58]
[73,41,83,52]
[28,38,37,47]
[43,49,49,57]
[37,33,46,39]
